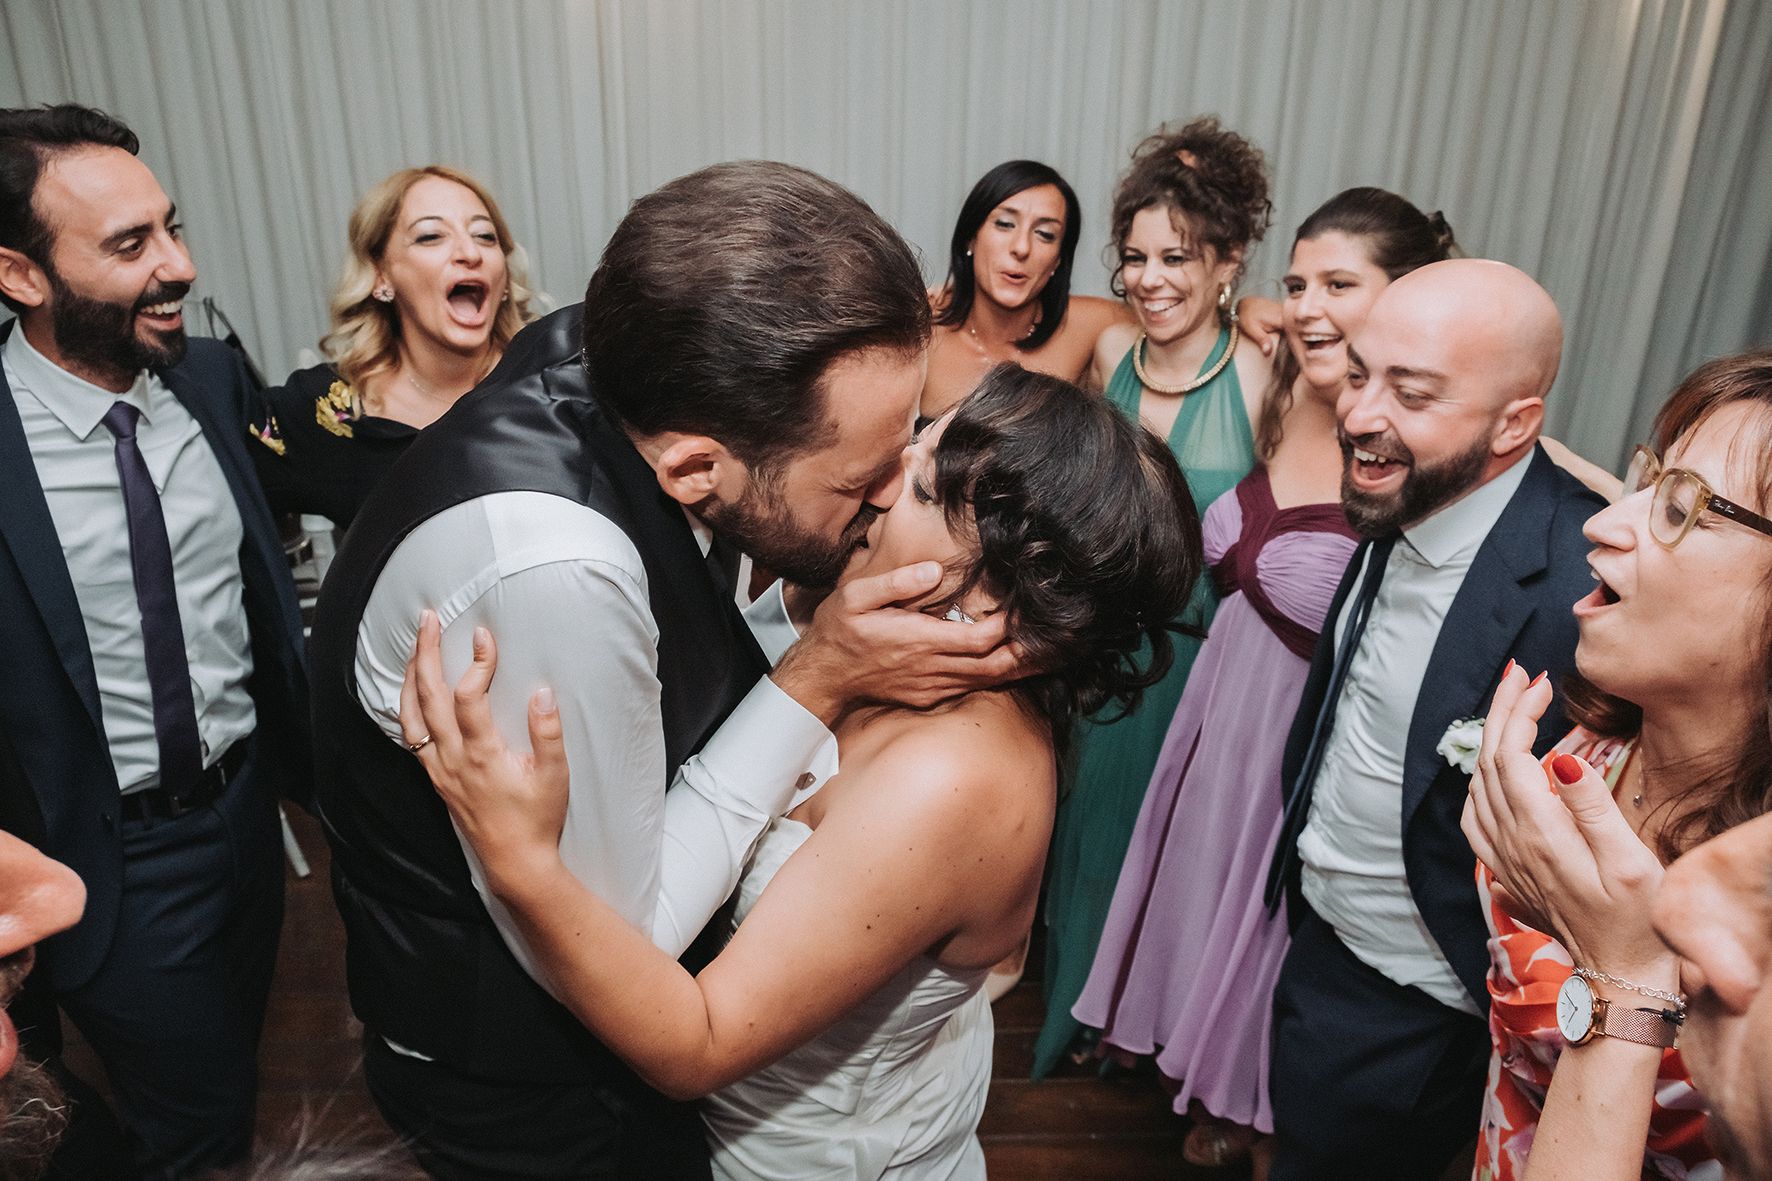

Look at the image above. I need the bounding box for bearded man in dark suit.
[0,104,309,1180]
[1264,259,1607,1179]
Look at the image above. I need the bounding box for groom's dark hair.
[581,161,930,474]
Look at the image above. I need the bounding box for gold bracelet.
[1572,966,1685,1011]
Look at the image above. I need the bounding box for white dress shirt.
[5,328,256,793]
[1298,452,1531,1015]
[355,490,835,999]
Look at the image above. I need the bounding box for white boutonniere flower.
[1437,717,1485,775]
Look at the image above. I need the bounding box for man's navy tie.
[102,400,202,797]
[1264,534,1398,914]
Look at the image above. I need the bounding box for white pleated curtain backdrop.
[3,0,1768,472]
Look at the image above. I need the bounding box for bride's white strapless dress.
[702,817,994,1180]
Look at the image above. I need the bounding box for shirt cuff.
[742,579,800,667]
[683,674,838,819]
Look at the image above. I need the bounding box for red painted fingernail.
[1503,659,1516,678]
[1552,754,1584,785]
[1529,671,1548,688]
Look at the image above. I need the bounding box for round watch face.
[1557,974,1595,1042]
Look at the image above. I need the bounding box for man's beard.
[0,949,68,1181]
[699,475,879,591]
[46,267,189,378]
[0,1053,68,1181]
[1339,426,1493,538]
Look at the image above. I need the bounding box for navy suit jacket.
[1275,444,1606,1008]
[0,320,310,992]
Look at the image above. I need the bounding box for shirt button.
[794,773,815,790]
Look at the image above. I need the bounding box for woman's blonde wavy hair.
[321,165,538,399]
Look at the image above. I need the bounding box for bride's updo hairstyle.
[932,364,1202,747]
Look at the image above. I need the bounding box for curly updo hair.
[1258,187,1463,459]
[1108,116,1272,296]
[931,364,1202,749]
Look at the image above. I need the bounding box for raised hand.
[1235,294,1283,357]
[770,561,1026,724]
[1460,663,1676,994]
[399,609,571,883]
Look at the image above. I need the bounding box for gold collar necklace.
[1131,305,1240,396]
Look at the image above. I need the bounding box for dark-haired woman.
[1035,116,1275,1078]
[919,161,1130,421]
[1463,351,1772,1180]
[1074,188,1459,1172]
[395,364,1202,1180]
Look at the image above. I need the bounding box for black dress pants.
[16,743,284,1181]
[363,1032,713,1181]
[1269,909,1489,1181]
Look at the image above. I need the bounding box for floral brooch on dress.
[1437,717,1484,775]
[316,380,357,438]
[249,409,286,455]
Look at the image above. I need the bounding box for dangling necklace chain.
[968,311,1039,349]
[1131,305,1240,396]
[402,351,495,401]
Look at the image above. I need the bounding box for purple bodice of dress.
[1204,467,1358,661]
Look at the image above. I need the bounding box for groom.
[310,162,1016,1180]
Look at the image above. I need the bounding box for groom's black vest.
[310,305,770,1085]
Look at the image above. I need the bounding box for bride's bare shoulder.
[846,695,1054,826]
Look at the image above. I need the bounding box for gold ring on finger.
[407,734,433,753]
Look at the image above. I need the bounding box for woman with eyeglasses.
[1461,349,1772,1181]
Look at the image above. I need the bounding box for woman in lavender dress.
[1072,189,1461,1174]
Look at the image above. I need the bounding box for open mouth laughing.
[1350,444,1408,485]
[446,279,491,324]
[1138,295,1189,330]
[133,282,190,332]
[1577,566,1623,614]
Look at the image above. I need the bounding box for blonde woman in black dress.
[250,166,539,530]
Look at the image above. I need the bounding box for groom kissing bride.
[313,161,1200,1180]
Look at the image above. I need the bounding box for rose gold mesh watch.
[1556,974,1681,1048]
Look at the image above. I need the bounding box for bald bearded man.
[1262,261,1607,1178]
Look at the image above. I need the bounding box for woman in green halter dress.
[1034,118,1275,1077]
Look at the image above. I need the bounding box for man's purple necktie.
[101,401,202,796]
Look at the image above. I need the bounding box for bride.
[397,363,1201,1179]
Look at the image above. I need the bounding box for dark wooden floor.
[64,807,1218,1176]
